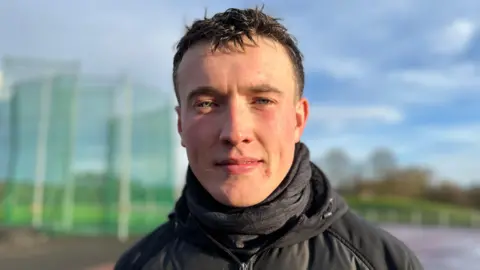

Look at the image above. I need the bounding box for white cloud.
[420,123,480,145]
[388,62,480,89]
[431,18,477,55]
[308,104,404,132]
[278,2,480,106]
[309,57,371,80]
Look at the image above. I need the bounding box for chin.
[217,195,260,208]
[201,170,270,207]
[215,180,266,207]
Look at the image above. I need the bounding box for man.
[115,7,423,270]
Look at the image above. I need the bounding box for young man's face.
[175,37,309,207]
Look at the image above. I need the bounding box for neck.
[185,143,313,239]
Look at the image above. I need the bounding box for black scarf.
[185,143,313,237]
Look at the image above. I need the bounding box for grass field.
[1,202,173,236]
[0,183,176,236]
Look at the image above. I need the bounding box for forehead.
[176,37,296,99]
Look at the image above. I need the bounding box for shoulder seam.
[326,228,375,270]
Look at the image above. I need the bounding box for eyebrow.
[247,84,283,95]
[186,86,219,104]
[186,84,283,103]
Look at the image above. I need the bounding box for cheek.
[257,109,296,136]
[182,115,219,146]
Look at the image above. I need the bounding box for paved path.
[384,225,480,270]
[0,236,138,270]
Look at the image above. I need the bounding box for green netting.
[0,61,178,238]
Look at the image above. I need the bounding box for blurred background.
[0,1,479,269]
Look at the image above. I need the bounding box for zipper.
[188,215,244,266]
[239,263,248,270]
[186,215,265,270]
[196,219,260,270]
[239,254,257,270]
[243,197,335,267]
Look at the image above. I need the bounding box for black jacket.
[114,164,423,270]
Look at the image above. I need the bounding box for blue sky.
[0,0,479,185]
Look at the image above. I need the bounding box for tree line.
[316,147,480,209]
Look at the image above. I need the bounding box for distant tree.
[466,184,480,209]
[382,166,431,198]
[350,161,368,194]
[425,180,467,206]
[322,148,353,189]
[368,147,398,180]
[357,166,431,198]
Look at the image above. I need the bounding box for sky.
[0,0,478,186]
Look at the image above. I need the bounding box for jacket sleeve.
[406,246,424,270]
[378,227,425,270]
[327,210,425,270]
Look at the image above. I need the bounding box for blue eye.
[255,98,273,105]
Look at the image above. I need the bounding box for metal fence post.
[32,74,54,228]
[61,74,79,231]
[118,75,132,241]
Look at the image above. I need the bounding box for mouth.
[215,158,262,166]
[215,158,263,175]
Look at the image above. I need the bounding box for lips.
[216,158,261,165]
[215,158,263,175]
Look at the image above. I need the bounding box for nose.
[219,101,253,146]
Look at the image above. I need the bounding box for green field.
[1,202,173,236]
[345,195,480,227]
[0,183,176,236]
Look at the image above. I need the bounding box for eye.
[254,97,274,105]
[195,101,214,108]
[193,100,217,113]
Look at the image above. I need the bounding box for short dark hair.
[172,6,305,103]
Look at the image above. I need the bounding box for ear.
[175,106,186,147]
[294,97,309,142]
